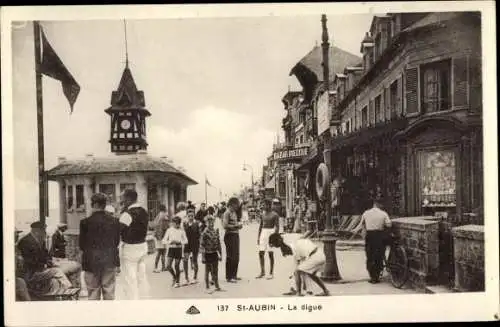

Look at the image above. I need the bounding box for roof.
[403,12,464,33]
[47,153,198,185]
[105,65,151,115]
[290,45,361,83]
[281,90,302,105]
[369,14,390,34]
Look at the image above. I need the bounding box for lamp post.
[243,162,254,206]
[319,13,341,282]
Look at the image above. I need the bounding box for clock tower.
[105,63,151,154]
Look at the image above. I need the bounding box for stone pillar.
[452,225,484,292]
[58,180,67,224]
[392,217,439,290]
[84,178,93,217]
[168,187,175,216]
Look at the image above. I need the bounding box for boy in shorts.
[200,215,223,293]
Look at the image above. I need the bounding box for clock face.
[120,119,131,130]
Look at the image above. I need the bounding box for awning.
[331,118,408,150]
[265,176,275,189]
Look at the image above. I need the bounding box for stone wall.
[392,217,439,290]
[452,225,484,292]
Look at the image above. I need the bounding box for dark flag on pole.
[38,27,80,112]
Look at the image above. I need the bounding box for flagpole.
[204,174,208,205]
[34,21,47,224]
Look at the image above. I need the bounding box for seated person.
[50,223,68,259]
[17,221,80,297]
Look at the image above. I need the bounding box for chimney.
[321,14,330,91]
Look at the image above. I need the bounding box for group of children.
[151,205,223,293]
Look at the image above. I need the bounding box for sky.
[11,14,373,209]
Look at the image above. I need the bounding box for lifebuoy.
[315,163,330,198]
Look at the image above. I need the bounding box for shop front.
[394,115,483,287]
[330,118,408,217]
[395,115,483,222]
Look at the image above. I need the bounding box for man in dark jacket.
[195,202,208,231]
[80,193,121,300]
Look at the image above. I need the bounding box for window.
[99,184,116,203]
[390,80,398,118]
[346,120,351,133]
[361,106,368,127]
[419,150,456,208]
[375,34,382,60]
[120,183,136,192]
[374,95,382,123]
[420,60,451,113]
[300,135,304,144]
[67,185,73,209]
[76,185,84,209]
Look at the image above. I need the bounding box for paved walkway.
[81,223,417,299]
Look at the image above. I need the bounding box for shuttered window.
[390,80,398,119]
[469,56,482,112]
[384,87,390,121]
[369,99,375,126]
[375,95,382,123]
[405,67,419,114]
[453,57,468,107]
[420,59,451,113]
[397,75,403,117]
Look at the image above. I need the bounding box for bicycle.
[381,232,410,289]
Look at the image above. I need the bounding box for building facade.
[330,12,482,222]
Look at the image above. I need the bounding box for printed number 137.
[217,305,229,312]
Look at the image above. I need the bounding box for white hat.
[272,198,280,203]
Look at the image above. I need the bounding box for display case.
[419,150,457,213]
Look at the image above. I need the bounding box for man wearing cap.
[50,223,68,259]
[17,221,74,297]
[118,189,150,299]
[80,193,121,300]
[256,198,279,279]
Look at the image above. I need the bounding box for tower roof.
[290,45,361,83]
[105,66,151,115]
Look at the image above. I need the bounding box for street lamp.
[243,162,254,206]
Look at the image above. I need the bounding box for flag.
[205,176,212,187]
[38,26,80,112]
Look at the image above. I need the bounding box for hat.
[57,223,68,228]
[272,198,280,203]
[30,221,47,229]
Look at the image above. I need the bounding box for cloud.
[148,105,274,203]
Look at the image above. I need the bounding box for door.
[147,184,160,221]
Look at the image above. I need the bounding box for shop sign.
[273,146,309,161]
[317,92,330,135]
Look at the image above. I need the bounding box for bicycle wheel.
[387,245,409,289]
